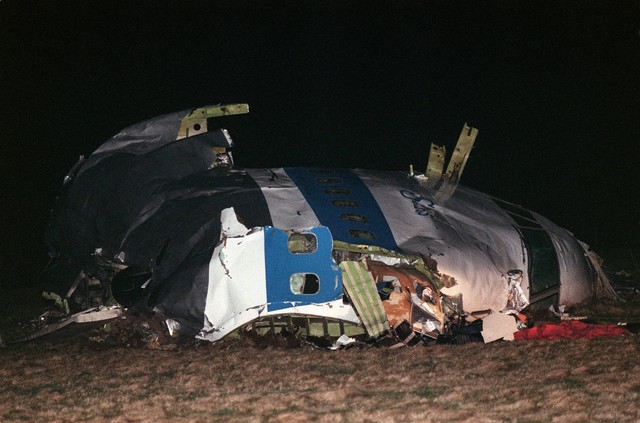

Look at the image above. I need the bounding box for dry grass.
[0,329,639,422]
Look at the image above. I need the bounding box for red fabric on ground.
[514,320,631,341]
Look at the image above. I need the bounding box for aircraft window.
[348,229,376,241]
[341,213,368,223]
[193,123,201,131]
[324,188,351,195]
[290,273,320,295]
[332,200,358,207]
[316,177,343,184]
[287,233,318,254]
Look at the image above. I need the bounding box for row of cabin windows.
[313,172,377,241]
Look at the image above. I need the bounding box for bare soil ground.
[1,247,639,422]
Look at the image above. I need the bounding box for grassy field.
[0,331,638,422]
[1,247,638,422]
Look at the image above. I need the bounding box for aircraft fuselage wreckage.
[42,104,615,346]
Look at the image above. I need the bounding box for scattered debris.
[548,305,588,321]
[6,306,122,344]
[330,334,357,350]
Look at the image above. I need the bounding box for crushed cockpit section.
[26,103,626,348]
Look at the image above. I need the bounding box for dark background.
[1,0,639,303]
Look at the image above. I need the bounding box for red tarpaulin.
[514,320,631,341]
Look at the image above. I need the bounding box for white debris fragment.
[330,334,357,350]
[481,312,519,343]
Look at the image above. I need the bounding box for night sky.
[2,1,639,293]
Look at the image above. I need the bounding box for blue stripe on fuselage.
[283,168,398,250]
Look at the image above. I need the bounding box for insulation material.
[502,270,529,313]
[367,260,445,335]
[340,261,389,337]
